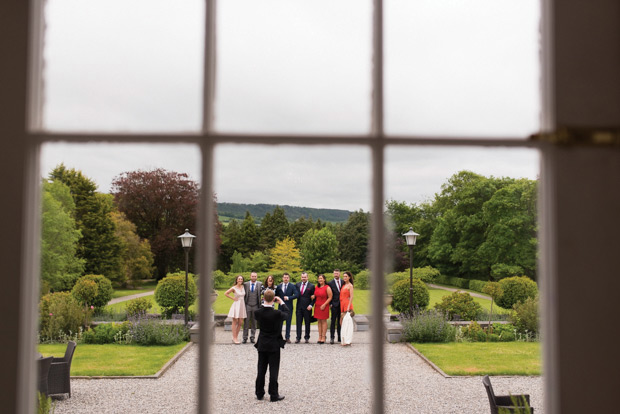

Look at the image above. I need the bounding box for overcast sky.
[40,0,540,212]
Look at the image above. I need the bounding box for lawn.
[38,342,188,376]
[412,342,541,376]
[427,288,510,314]
[111,283,157,299]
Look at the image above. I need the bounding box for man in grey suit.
[243,271,262,344]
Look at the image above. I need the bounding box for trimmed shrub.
[355,269,370,289]
[155,272,197,318]
[434,291,482,321]
[391,279,430,313]
[83,322,129,344]
[487,333,500,342]
[469,280,488,293]
[72,274,113,312]
[497,276,538,309]
[510,296,539,335]
[212,270,227,289]
[39,292,88,342]
[401,309,456,343]
[125,297,153,317]
[127,315,189,345]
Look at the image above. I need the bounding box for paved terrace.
[52,326,543,413]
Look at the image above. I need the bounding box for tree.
[289,216,313,246]
[110,211,155,287]
[112,168,221,279]
[300,228,338,274]
[478,179,538,281]
[270,237,302,273]
[218,219,242,271]
[427,171,510,279]
[337,210,370,272]
[230,250,250,273]
[40,180,85,292]
[239,211,260,255]
[482,282,503,332]
[259,206,290,249]
[248,251,270,272]
[50,165,123,282]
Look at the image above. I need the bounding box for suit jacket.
[276,282,299,312]
[254,304,289,352]
[244,280,262,307]
[328,278,343,309]
[295,281,315,312]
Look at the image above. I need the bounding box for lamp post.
[178,229,195,326]
[403,227,419,314]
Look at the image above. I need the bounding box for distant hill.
[217,202,352,224]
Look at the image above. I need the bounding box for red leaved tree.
[112,168,221,279]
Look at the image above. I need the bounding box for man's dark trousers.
[256,350,280,398]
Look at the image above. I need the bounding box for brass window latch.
[530,127,620,146]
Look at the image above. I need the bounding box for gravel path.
[53,327,543,413]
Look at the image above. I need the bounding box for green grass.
[105,296,198,314]
[38,343,188,376]
[427,287,510,314]
[112,283,155,299]
[412,342,541,376]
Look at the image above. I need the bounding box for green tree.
[218,219,242,271]
[482,282,504,332]
[259,206,290,249]
[110,211,155,287]
[50,165,123,282]
[427,171,511,280]
[290,216,313,246]
[337,210,370,272]
[300,228,338,274]
[478,179,538,281]
[239,211,259,255]
[269,237,302,273]
[248,251,271,272]
[230,250,251,273]
[40,180,85,292]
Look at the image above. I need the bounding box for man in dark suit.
[254,289,288,402]
[328,269,343,344]
[295,271,315,343]
[243,271,262,344]
[276,272,298,343]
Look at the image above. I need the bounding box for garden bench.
[483,375,533,413]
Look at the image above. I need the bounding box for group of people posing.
[224,269,355,346]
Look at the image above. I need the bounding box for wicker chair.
[483,375,534,413]
[37,356,53,396]
[48,341,76,398]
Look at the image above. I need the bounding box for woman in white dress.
[225,275,247,344]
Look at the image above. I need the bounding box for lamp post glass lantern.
[178,229,195,325]
[402,228,419,314]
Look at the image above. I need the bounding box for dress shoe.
[286,339,291,344]
[330,338,334,344]
[256,395,264,400]
[295,339,300,344]
[305,339,309,343]
[242,339,247,344]
[250,338,255,343]
[270,395,285,402]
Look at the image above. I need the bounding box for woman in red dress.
[312,274,332,344]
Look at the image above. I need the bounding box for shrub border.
[70,341,193,379]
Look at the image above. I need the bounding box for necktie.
[301,282,306,295]
[284,283,287,293]
[251,283,254,292]
[337,280,340,292]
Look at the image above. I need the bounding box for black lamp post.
[178,229,195,325]
[402,227,419,314]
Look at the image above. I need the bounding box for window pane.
[215,0,372,134]
[385,0,541,138]
[42,0,204,132]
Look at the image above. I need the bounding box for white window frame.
[22,1,552,413]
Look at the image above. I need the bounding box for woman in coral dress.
[225,275,247,344]
[340,271,354,346]
[311,274,332,344]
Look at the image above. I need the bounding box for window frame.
[22,0,551,413]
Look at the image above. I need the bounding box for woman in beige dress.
[225,275,247,344]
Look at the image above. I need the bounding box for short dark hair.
[264,289,275,302]
[344,271,354,286]
[333,269,340,272]
[283,272,290,277]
